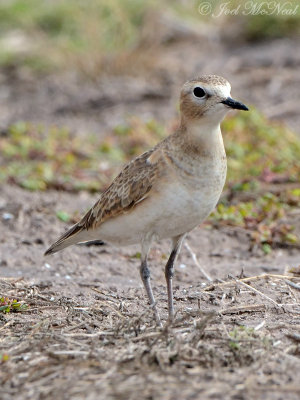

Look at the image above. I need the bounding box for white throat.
[186,117,222,145]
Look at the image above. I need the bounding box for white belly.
[92,175,224,246]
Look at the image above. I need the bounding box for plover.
[45,75,248,325]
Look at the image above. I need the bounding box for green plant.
[0,297,28,313]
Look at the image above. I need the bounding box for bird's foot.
[150,302,162,328]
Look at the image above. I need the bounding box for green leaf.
[56,211,71,222]
[262,243,272,254]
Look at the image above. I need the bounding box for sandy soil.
[1,185,300,400]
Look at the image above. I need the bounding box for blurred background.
[0,0,299,252]
[0,0,300,132]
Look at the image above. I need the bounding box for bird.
[45,75,248,326]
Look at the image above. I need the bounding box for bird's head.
[180,75,248,126]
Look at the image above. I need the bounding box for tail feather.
[45,223,85,255]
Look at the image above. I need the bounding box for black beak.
[221,97,248,111]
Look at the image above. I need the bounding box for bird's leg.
[140,256,162,327]
[165,234,185,322]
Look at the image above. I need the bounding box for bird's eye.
[193,87,206,98]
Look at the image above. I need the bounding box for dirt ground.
[1,185,300,400]
[1,27,300,400]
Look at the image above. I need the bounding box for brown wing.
[45,148,166,255]
[45,147,165,255]
[80,148,164,230]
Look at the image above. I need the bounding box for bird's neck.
[177,116,224,156]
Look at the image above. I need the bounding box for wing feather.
[45,147,165,255]
[83,148,164,230]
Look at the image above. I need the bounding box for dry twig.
[184,242,212,281]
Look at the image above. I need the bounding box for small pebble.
[2,212,13,220]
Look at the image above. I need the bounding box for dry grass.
[1,273,300,399]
